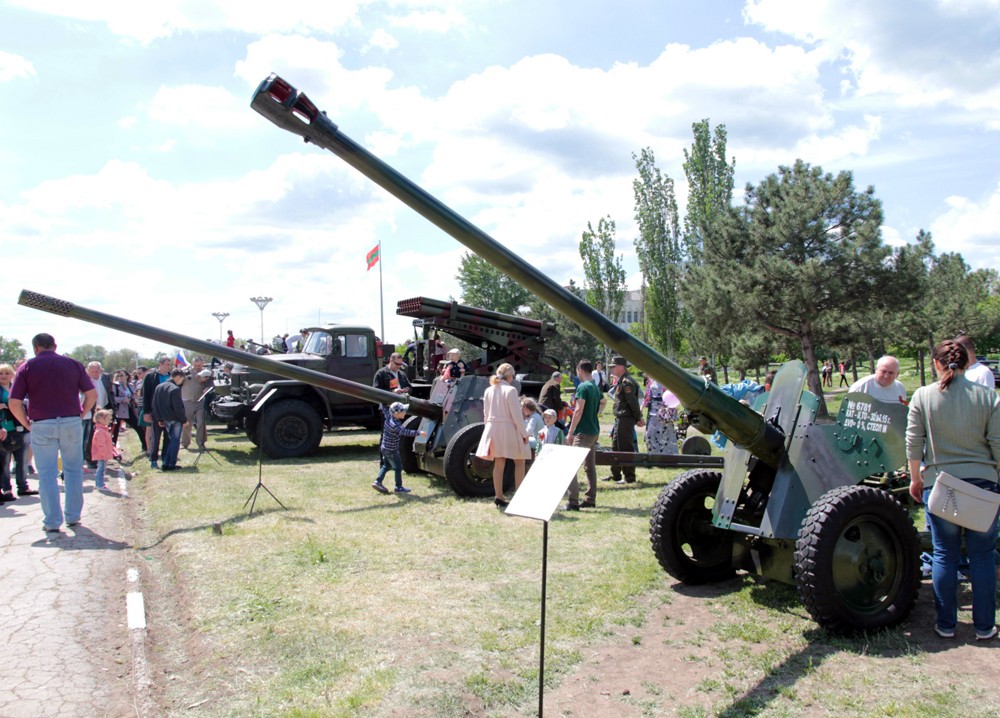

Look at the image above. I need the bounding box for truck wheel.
[649,470,735,584]
[258,400,323,459]
[399,416,422,475]
[443,423,504,498]
[794,485,920,633]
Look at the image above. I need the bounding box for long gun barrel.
[251,74,785,467]
[16,290,442,422]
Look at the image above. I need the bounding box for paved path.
[0,470,139,718]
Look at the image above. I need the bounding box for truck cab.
[213,325,384,457]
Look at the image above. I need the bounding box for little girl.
[91,409,120,491]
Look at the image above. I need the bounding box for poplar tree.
[579,216,627,360]
[632,147,683,357]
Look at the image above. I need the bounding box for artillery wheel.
[443,423,509,498]
[258,399,323,459]
[649,470,735,584]
[680,435,712,456]
[794,485,920,633]
[399,416,423,475]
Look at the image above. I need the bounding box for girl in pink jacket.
[91,409,119,491]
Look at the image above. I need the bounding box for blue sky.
[2,0,998,359]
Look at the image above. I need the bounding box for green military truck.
[212,324,385,458]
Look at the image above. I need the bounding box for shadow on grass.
[701,574,963,716]
[325,486,478,514]
[712,620,950,718]
[207,442,379,467]
[136,505,303,550]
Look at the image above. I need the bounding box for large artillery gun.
[249,74,921,632]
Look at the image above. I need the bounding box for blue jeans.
[162,421,182,468]
[95,460,107,489]
[924,481,1000,634]
[375,448,403,488]
[32,417,84,529]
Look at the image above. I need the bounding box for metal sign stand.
[504,444,591,717]
[243,445,286,516]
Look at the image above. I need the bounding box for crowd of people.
[0,333,216,531]
[8,326,998,640]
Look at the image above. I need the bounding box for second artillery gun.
[243,75,922,632]
[212,295,560,461]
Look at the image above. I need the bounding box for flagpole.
[378,241,385,343]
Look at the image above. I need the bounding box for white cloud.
[9,0,372,43]
[0,50,35,81]
[929,183,1000,269]
[234,35,400,119]
[367,28,399,51]
[146,84,257,129]
[743,0,1000,116]
[387,6,467,33]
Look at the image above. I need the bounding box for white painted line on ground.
[128,567,139,583]
[126,591,147,630]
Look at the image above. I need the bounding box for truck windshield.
[302,331,334,355]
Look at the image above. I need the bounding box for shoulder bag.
[927,471,1000,532]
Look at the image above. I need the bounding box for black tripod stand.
[191,445,222,467]
[243,446,287,516]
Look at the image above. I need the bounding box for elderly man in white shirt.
[848,355,907,404]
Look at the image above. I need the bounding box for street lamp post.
[211,311,230,342]
[250,297,273,345]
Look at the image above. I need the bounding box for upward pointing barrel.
[250,74,786,467]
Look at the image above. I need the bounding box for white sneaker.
[934,625,955,639]
[976,626,998,641]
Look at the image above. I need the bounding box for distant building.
[617,289,643,329]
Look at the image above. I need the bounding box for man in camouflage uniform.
[606,356,645,484]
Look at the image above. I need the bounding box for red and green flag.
[366,243,380,271]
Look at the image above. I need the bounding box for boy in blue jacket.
[373,401,420,494]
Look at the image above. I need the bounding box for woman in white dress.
[476,363,531,506]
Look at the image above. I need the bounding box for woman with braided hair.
[907,339,1000,641]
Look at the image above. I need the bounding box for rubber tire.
[649,470,735,584]
[443,423,510,498]
[258,399,323,459]
[399,416,422,475]
[794,485,920,633]
[681,435,712,456]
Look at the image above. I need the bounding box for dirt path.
[542,577,1000,717]
[0,470,137,718]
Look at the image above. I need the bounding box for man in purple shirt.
[8,333,97,533]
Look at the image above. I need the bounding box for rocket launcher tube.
[16,290,442,422]
[251,75,785,467]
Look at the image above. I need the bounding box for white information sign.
[505,444,592,522]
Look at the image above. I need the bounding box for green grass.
[134,422,682,717]
[132,412,1000,717]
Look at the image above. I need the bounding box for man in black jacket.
[151,369,187,472]
[84,361,114,466]
[143,357,173,469]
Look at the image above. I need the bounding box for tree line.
[455,120,1000,416]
